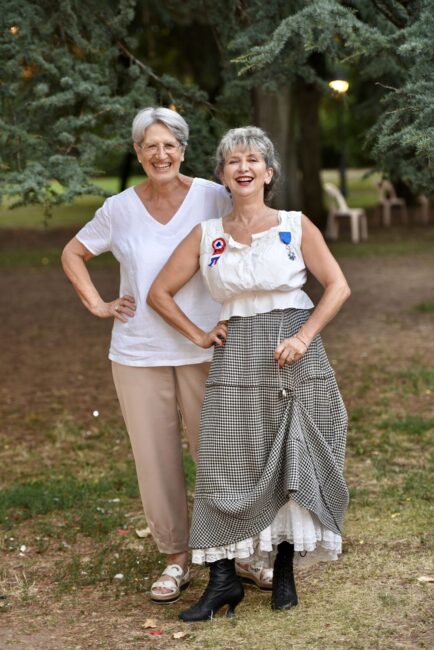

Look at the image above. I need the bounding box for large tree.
[155,1,328,221]
[0,0,212,215]
[234,0,434,197]
[1,0,431,222]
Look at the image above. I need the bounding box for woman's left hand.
[274,336,308,368]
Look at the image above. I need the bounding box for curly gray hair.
[215,126,280,201]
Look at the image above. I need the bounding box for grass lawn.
[0,177,142,230]
[0,170,383,230]
[321,168,383,209]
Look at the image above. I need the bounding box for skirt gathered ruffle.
[192,499,342,566]
[189,308,349,552]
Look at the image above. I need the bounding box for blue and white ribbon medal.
[208,237,226,267]
[279,231,296,260]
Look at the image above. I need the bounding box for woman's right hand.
[197,321,228,349]
[90,295,136,323]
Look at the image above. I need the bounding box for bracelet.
[294,332,309,349]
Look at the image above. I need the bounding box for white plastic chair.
[324,182,368,243]
[377,180,408,227]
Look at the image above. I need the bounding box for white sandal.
[150,564,191,604]
[235,560,273,591]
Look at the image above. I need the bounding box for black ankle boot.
[179,558,244,622]
[271,541,298,611]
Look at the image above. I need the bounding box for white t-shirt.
[76,178,231,366]
[199,211,314,320]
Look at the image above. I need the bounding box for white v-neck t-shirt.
[76,178,231,366]
[199,211,314,320]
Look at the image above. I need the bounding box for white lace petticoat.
[192,500,342,567]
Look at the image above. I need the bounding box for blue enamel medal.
[279,231,296,260]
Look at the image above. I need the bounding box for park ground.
[0,200,433,649]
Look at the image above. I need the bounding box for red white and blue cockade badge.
[279,231,296,260]
[208,237,226,267]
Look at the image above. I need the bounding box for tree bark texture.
[297,80,326,229]
[252,87,300,211]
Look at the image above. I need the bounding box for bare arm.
[274,214,350,367]
[147,225,227,348]
[61,237,135,322]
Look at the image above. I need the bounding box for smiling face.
[134,122,184,183]
[220,146,273,199]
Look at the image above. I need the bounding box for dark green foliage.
[369,4,434,195]
[0,1,152,211]
[0,0,214,213]
[231,0,434,196]
[1,0,432,215]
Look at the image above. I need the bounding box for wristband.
[294,332,309,349]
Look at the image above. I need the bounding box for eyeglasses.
[139,141,182,156]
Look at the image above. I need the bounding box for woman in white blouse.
[148,126,351,620]
[61,107,231,604]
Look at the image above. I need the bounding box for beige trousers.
[111,361,209,554]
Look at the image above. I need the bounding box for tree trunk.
[297,80,325,229]
[252,86,300,211]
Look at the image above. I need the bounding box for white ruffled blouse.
[199,211,314,321]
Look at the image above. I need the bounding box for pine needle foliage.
[231,0,434,196]
[1,0,432,215]
[369,3,434,193]
[0,0,211,215]
[1,0,141,212]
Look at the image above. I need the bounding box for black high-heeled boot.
[179,558,244,622]
[271,541,298,610]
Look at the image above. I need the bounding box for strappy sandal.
[150,564,191,604]
[235,560,273,591]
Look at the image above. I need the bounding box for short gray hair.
[215,126,280,201]
[131,107,189,148]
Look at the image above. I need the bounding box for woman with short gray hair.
[61,106,231,604]
[148,125,350,620]
[214,126,281,200]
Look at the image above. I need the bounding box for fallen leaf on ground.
[417,575,434,583]
[149,630,163,636]
[143,618,158,628]
[135,527,151,538]
[173,631,187,639]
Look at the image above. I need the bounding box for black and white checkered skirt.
[189,308,349,550]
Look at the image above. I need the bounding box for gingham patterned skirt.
[189,308,349,550]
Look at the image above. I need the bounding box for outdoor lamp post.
[328,78,349,197]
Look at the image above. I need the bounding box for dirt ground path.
[1,234,433,649]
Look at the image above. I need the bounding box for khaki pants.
[111,361,209,554]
